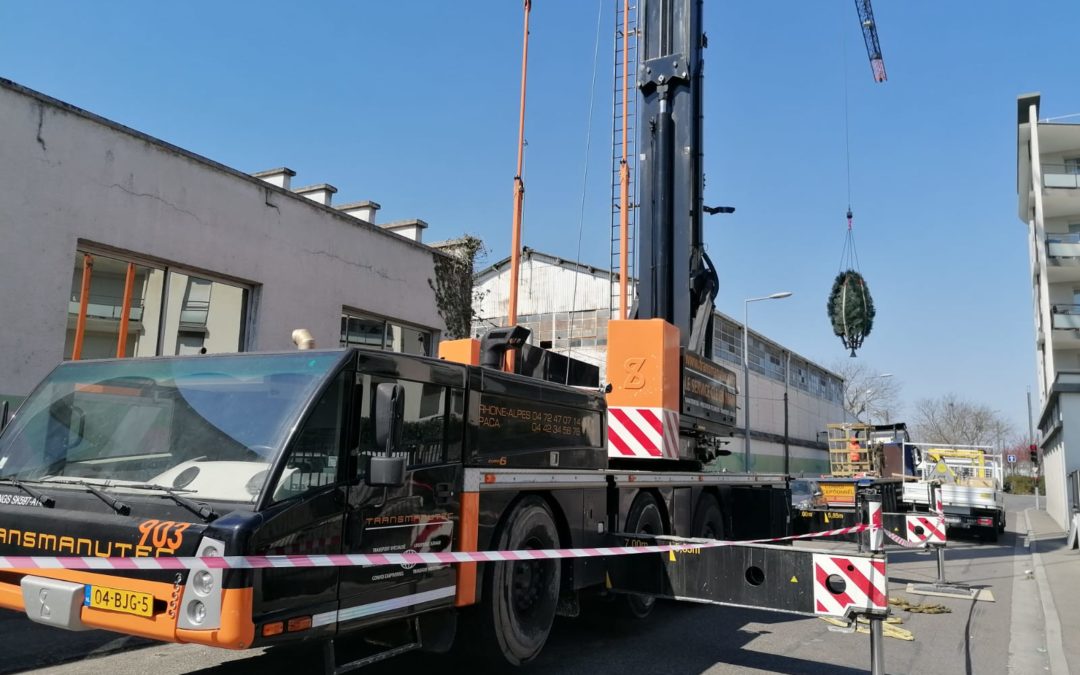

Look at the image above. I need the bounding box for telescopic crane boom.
[854,0,887,82]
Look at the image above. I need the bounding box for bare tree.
[830,359,902,424]
[909,393,1016,447]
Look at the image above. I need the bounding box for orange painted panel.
[439,338,481,365]
[177,587,255,649]
[0,568,254,648]
[455,492,479,607]
[605,319,680,412]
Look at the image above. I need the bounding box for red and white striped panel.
[607,407,679,459]
[906,514,946,545]
[868,500,883,551]
[812,554,888,618]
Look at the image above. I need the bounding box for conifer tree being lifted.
[828,210,876,357]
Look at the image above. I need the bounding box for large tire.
[466,496,561,666]
[621,492,665,619]
[692,494,724,541]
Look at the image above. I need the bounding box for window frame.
[68,242,254,358]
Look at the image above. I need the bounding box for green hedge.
[1003,475,1045,495]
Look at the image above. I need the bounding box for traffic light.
[1030,444,1039,466]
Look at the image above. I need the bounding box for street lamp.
[743,292,793,473]
[863,373,893,424]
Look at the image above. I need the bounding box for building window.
[340,310,433,356]
[713,316,743,366]
[65,249,249,360]
[1065,157,1080,175]
[747,336,785,382]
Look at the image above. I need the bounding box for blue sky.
[4,1,1079,433]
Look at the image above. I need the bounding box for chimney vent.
[381,219,428,243]
[338,200,382,224]
[253,167,296,190]
[294,183,338,206]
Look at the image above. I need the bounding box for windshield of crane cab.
[0,352,342,502]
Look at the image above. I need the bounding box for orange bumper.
[0,568,254,649]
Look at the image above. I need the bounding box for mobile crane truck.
[0,1,888,670]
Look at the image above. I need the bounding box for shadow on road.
[181,602,875,675]
[0,610,158,675]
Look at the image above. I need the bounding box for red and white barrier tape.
[884,528,926,549]
[0,524,868,571]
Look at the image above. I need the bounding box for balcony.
[1051,305,1080,348]
[1044,165,1080,189]
[178,299,210,328]
[68,295,144,322]
[1041,164,1080,219]
[1046,234,1080,282]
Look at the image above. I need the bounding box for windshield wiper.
[45,479,130,515]
[0,478,55,508]
[121,484,218,522]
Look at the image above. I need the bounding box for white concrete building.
[474,249,845,474]
[0,78,460,410]
[1017,92,1080,528]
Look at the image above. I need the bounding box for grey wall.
[0,80,447,400]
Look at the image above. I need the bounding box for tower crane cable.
[566,0,605,381]
[839,10,860,276]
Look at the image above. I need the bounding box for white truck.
[901,444,1005,542]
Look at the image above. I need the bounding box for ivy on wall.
[429,236,485,340]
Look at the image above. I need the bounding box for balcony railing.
[1047,233,1080,261]
[1052,304,1080,329]
[68,295,144,322]
[1043,164,1080,189]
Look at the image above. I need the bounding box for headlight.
[192,570,214,596]
[187,600,207,625]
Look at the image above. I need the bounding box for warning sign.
[819,483,856,505]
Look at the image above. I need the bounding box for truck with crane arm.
[901,444,1006,542]
[0,0,891,670]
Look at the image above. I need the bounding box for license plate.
[945,516,961,524]
[84,585,153,617]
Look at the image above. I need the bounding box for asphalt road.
[4,496,1037,674]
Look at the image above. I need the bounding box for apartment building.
[473,249,845,473]
[1016,92,1080,528]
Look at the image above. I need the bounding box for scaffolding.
[826,423,883,477]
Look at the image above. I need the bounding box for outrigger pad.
[905,583,994,602]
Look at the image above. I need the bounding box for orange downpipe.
[116,262,136,357]
[505,0,531,372]
[618,0,630,320]
[71,253,93,361]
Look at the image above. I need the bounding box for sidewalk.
[1025,507,1080,674]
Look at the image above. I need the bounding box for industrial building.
[473,248,845,474]
[0,78,463,411]
[1017,92,1080,528]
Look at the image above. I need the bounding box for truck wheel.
[622,492,665,619]
[470,496,561,666]
[693,495,724,540]
[998,515,1006,533]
